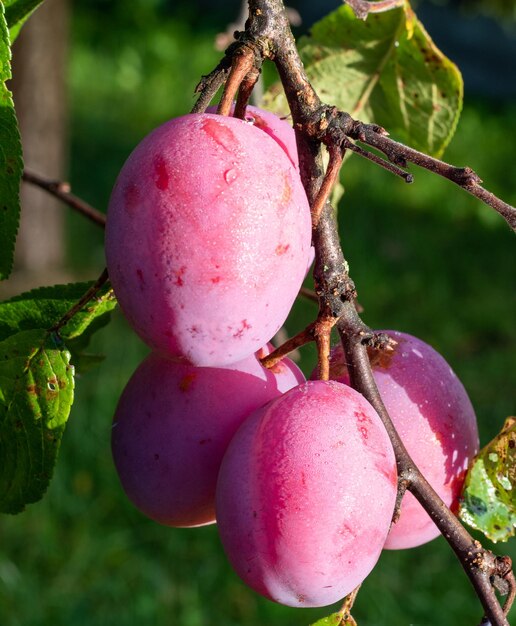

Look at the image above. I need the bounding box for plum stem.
[234,66,261,119]
[260,322,315,368]
[338,583,361,625]
[217,47,256,116]
[313,314,336,380]
[311,144,343,229]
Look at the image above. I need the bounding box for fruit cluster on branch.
[18,0,515,624]
[191,0,516,623]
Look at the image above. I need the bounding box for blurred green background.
[1,0,516,625]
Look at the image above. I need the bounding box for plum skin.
[111,347,305,528]
[206,104,299,170]
[216,380,397,607]
[326,330,479,549]
[105,113,312,367]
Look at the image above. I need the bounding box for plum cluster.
[105,107,479,608]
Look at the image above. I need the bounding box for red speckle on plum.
[201,118,236,152]
[123,183,140,213]
[447,469,467,497]
[338,521,356,538]
[210,276,221,284]
[233,319,252,339]
[354,410,372,424]
[174,266,186,286]
[199,438,212,445]
[153,154,169,190]
[434,430,445,445]
[359,426,368,440]
[275,243,290,255]
[179,372,197,392]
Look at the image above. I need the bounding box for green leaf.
[0,329,74,513]
[310,612,356,626]
[459,417,516,543]
[310,613,344,626]
[0,281,117,342]
[65,313,112,375]
[3,0,44,41]
[263,2,463,157]
[0,3,23,280]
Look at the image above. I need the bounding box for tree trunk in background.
[9,0,70,290]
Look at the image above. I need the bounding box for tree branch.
[349,124,516,232]
[22,168,106,228]
[344,138,414,183]
[240,1,515,623]
[192,60,231,113]
[337,306,512,626]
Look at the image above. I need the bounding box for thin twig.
[22,169,106,228]
[345,139,413,183]
[192,61,231,113]
[352,125,516,232]
[234,66,261,119]
[299,286,318,303]
[344,0,404,20]
[314,314,336,380]
[338,584,361,625]
[502,566,516,615]
[50,268,110,334]
[311,145,344,229]
[260,323,315,369]
[217,49,255,116]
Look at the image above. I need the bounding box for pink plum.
[106,113,312,366]
[326,331,479,549]
[111,346,305,528]
[216,380,397,607]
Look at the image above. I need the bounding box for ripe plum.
[106,113,311,366]
[216,380,397,606]
[112,347,305,527]
[326,331,479,549]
